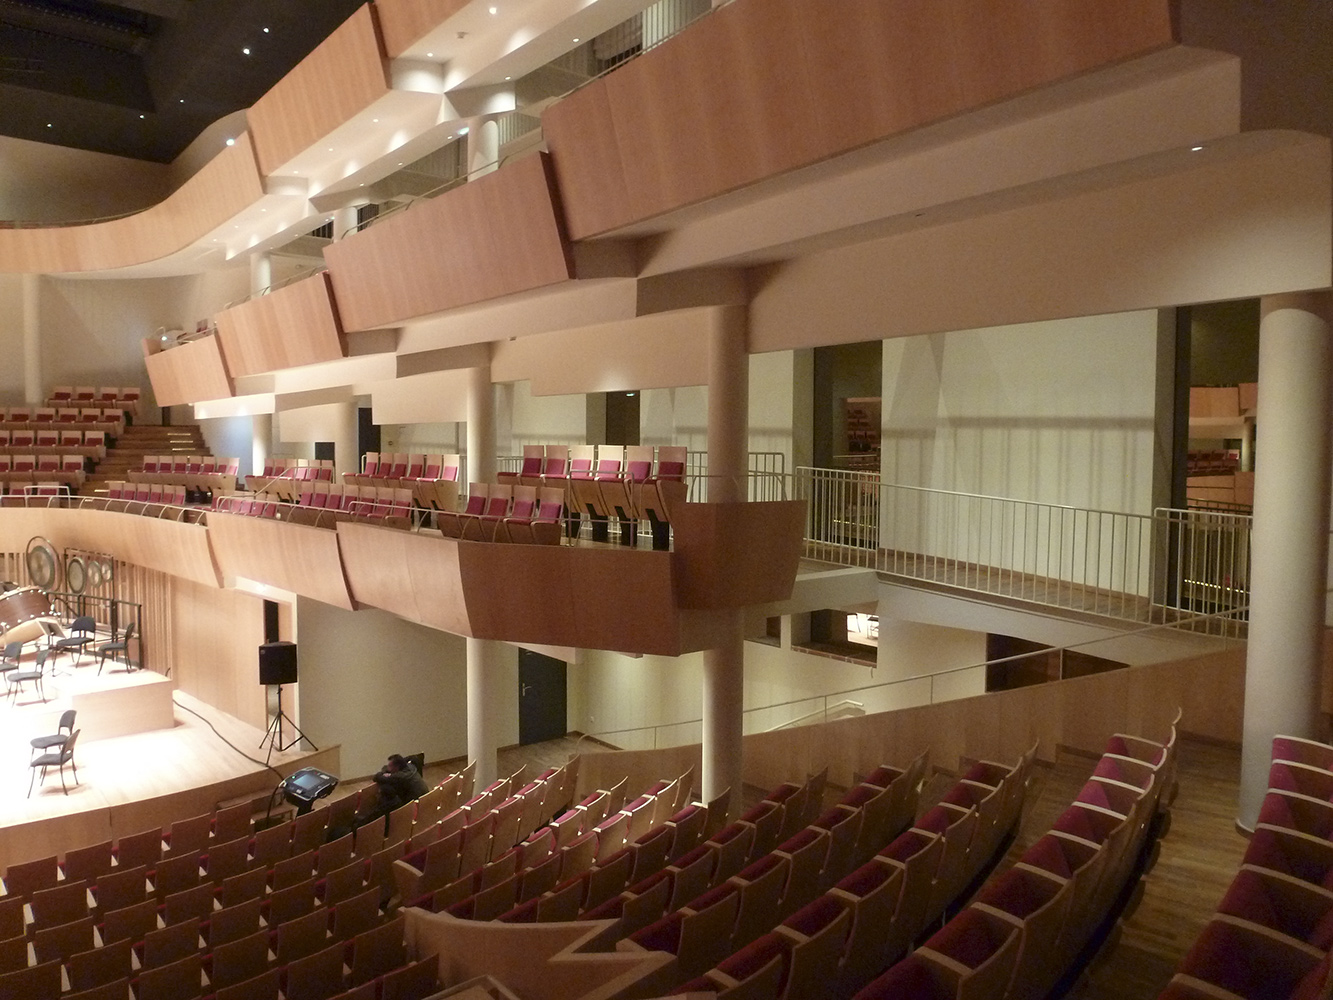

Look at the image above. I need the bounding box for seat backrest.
[441,455,461,482]
[520,445,544,475]
[656,446,687,479]
[569,445,595,478]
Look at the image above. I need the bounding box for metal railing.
[578,601,1249,751]
[794,467,1253,631]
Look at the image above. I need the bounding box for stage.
[0,647,337,872]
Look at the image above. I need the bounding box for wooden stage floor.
[0,651,333,873]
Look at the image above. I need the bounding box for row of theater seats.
[130,457,242,496]
[1159,734,1333,1000]
[0,408,126,436]
[856,719,1180,1000]
[46,386,141,415]
[243,459,336,496]
[344,453,461,491]
[404,768,699,924]
[439,484,566,545]
[502,444,688,548]
[0,454,87,487]
[0,802,436,1000]
[221,486,417,528]
[1186,451,1240,476]
[103,484,190,510]
[654,749,1029,999]
[0,429,106,457]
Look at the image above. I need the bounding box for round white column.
[701,306,749,813]
[250,413,273,481]
[467,637,502,787]
[1239,291,1332,829]
[466,365,495,486]
[468,119,500,181]
[332,401,359,478]
[22,273,41,406]
[249,253,272,296]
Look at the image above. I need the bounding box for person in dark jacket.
[327,753,429,841]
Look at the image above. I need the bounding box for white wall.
[197,416,256,473]
[641,386,707,453]
[294,598,471,778]
[881,311,1164,511]
[567,615,987,751]
[508,382,587,452]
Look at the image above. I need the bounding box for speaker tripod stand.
[260,684,317,764]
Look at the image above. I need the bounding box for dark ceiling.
[0,0,364,163]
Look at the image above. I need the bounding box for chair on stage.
[30,709,76,758]
[8,646,49,704]
[29,728,79,797]
[97,621,137,674]
[54,615,97,667]
[0,642,20,681]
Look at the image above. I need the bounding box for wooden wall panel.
[0,507,221,587]
[374,0,469,58]
[0,135,264,273]
[324,154,574,332]
[543,0,1176,238]
[169,576,268,728]
[247,5,391,176]
[215,272,346,377]
[670,501,805,609]
[208,512,355,610]
[144,335,234,407]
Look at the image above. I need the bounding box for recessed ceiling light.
[46,123,52,128]
[225,138,235,146]
[488,5,498,13]
[572,37,580,42]
[327,147,334,152]
[504,76,511,81]
[179,98,185,103]
[139,114,145,119]
[372,118,379,123]
[397,162,403,166]
[242,47,251,55]
[1191,145,1204,152]
[426,52,433,58]
[262,26,269,33]
[458,126,469,135]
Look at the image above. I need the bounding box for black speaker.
[259,641,298,685]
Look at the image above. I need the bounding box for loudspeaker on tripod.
[259,641,298,686]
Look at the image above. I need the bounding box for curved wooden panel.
[0,135,264,273]
[375,0,468,58]
[336,522,465,634]
[247,5,391,176]
[0,506,221,587]
[543,0,1176,238]
[670,500,806,609]
[324,153,574,332]
[215,272,346,377]
[145,335,234,407]
[207,511,355,610]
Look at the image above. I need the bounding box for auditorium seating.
[844,721,1176,1000]
[128,455,240,496]
[1156,733,1333,1000]
[243,457,335,499]
[343,452,462,515]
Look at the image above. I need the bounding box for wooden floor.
[0,654,327,870]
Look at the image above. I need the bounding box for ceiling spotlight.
[46,122,52,128]
[242,47,251,55]
[426,52,434,58]
[179,98,185,103]
[572,37,580,42]
[262,26,269,33]
[139,114,145,119]
[488,5,498,12]
[504,76,511,81]
[372,118,379,123]
[1191,145,1204,152]
[225,137,235,146]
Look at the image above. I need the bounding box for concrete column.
[251,413,273,481]
[249,253,272,297]
[466,637,502,786]
[331,401,359,478]
[22,273,41,406]
[467,119,500,181]
[701,305,749,812]
[332,205,361,242]
[466,365,495,486]
[1240,419,1255,473]
[1238,291,1332,829]
[707,306,749,503]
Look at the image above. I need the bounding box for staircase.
[82,423,210,497]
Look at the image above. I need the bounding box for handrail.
[578,598,1254,751]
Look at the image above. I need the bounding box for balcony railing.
[794,467,1252,633]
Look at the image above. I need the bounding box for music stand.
[37,620,71,677]
[259,684,317,763]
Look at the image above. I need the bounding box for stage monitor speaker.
[259,641,298,686]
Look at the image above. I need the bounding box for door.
[518,649,568,745]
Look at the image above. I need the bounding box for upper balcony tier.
[0,498,805,656]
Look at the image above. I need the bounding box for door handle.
[521,683,532,697]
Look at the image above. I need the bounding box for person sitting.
[328,753,429,841]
